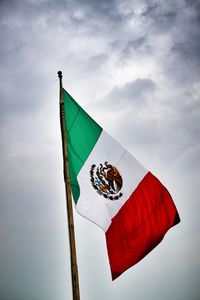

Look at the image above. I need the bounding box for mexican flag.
[63,88,180,280]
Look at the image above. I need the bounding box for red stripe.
[105,172,180,280]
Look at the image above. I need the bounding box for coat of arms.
[90,161,123,200]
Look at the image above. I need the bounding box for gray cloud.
[84,53,109,72]
[120,36,152,60]
[141,2,177,33]
[105,78,156,108]
[162,2,200,84]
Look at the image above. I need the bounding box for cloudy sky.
[0,0,200,299]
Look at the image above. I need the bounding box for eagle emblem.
[90,161,123,200]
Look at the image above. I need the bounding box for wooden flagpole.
[58,71,80,300]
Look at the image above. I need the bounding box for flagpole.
[58,71,80,300]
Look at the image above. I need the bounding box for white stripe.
[76,130,147,231]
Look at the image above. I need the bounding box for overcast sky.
[0,0,200,299]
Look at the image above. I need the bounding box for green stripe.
[63,88,102,203]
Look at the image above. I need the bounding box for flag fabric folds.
[63,88,180,280]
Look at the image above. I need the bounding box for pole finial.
[58,70,63,79]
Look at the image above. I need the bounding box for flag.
[63,88,180,280]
